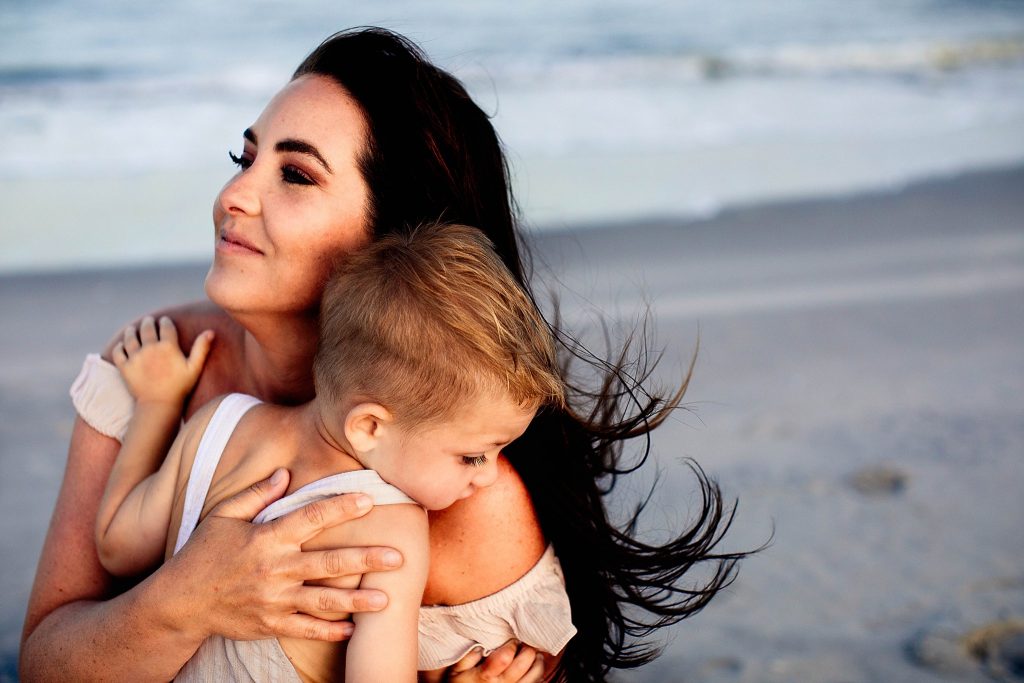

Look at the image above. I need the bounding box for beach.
[2,164,1021,681]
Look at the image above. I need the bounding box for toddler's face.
[373,395,537,510]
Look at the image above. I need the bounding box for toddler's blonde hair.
[314,223,564,427]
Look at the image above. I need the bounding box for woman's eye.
[461,455,487,468]
[228,150,252,170]
[282,166,315,185]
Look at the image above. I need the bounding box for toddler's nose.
[473,460,500,489]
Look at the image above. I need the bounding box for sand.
[1,165,1022,682]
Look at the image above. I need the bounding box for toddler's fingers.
[187,330,215,375]
[111,342,128,368]
[158,315,179,345]
[122,324,141,354]
[139,315,158,344]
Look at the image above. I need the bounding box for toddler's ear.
[344,403,393,454]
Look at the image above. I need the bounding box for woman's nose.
[217,167,261,216]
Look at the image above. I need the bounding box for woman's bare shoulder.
[100,300,239,359]
[424,456,546,605]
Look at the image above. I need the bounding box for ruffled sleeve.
[69,353,135,442]
[417,544,577,670]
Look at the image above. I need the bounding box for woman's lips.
[217,229,263,255]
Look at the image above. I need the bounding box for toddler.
[94,223,574,682]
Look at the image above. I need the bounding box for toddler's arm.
[94,315,213,576]
[344,504,430,682]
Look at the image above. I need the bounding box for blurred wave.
[706,37,1024,78]
[461,35,1024,84]
[0,64,111,86]
[1,0,1023,270]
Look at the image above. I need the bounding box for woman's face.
[205,75,372,316]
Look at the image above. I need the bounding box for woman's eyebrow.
[276,138,334,174]
[241,128,333,175]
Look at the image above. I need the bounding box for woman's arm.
[21,418,208,681]
[20,418,403,682]
[424,456,565,683]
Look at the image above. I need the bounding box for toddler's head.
[313,223,564,509]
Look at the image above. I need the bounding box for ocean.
[2,0,1023,272]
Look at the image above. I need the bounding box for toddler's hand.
[113,316,214,405]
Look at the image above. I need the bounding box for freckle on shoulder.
[425,456,546,604]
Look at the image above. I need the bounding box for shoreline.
[1,161,1022,279]
[531,161,1024,250]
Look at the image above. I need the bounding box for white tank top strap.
[173,393,262,554]
[254,469,417,524]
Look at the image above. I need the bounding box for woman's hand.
[163,468,404,643]
[441,641,547,683]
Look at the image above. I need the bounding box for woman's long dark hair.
[293,29,522,280]
[295,28,750,681]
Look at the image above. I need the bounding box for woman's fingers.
[301,545,404,580]
[112,341,128,367]
[450,647,485,673]
[479,640,518,676]
[501,646,544,682]
[293,583,388,615]
[266,491,375,545]
[207,469,402,576]
[472,642,545,682]
[209,468,291,522]
[184,469,403,644]
[274,612,355,642]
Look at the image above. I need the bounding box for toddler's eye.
[461,455,487,467]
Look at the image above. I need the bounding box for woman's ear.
[344,402,394,455]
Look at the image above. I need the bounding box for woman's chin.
[206,266,321,320]
[204,263,256,314]
[204,263,230,307]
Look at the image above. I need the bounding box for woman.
[20,28,742,682]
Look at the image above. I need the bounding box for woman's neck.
[236,311,320,405]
